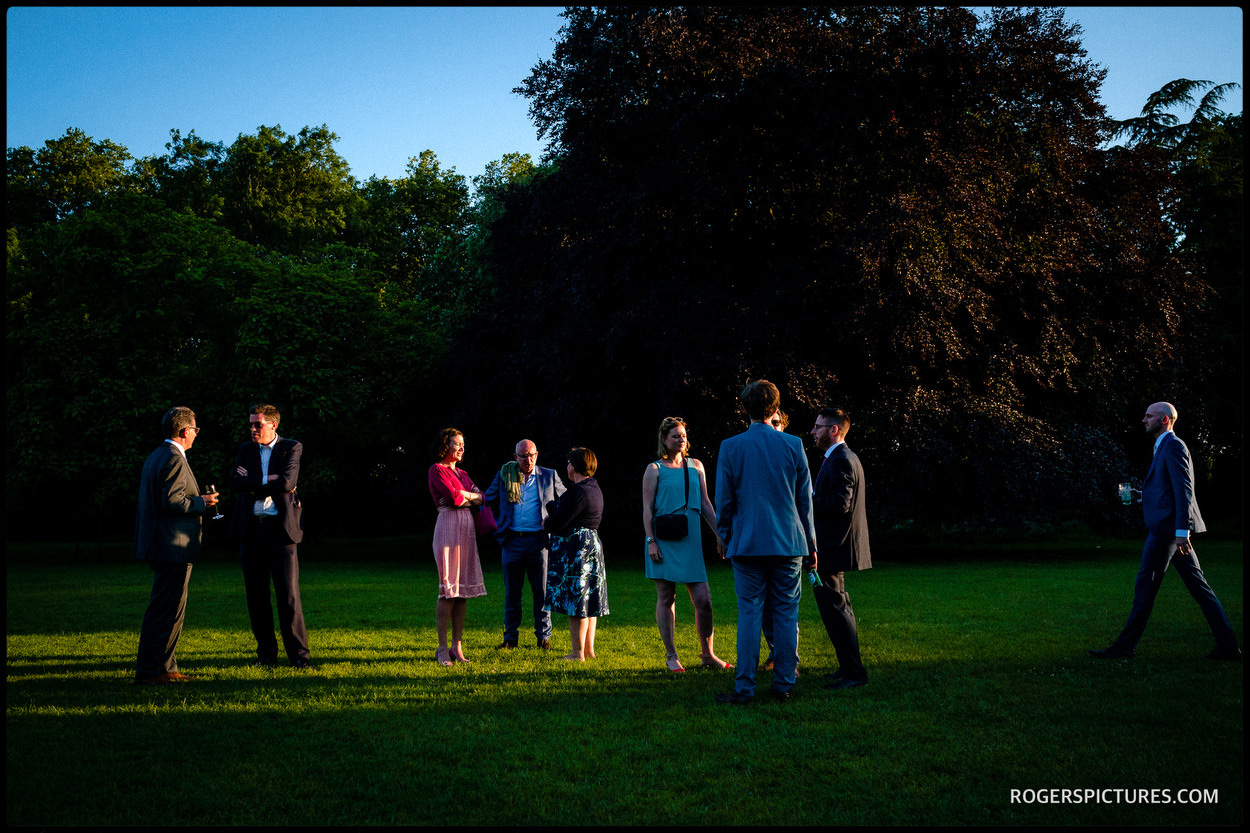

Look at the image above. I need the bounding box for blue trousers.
[732,556,802,696]
[1113,533,1237,651]
[501,533,552,642]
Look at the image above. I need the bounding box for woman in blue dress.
[544,447,607,661]
[641,417,730,672]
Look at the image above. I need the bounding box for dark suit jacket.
[812,442,871,573]
[1143,431,1205,537]
[227,436,303,545]
[134,441,208,563]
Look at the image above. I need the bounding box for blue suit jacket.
[1142,431,1205,537]
[134,442,208,563]
[715,422,816,558]
[484,466,566,544]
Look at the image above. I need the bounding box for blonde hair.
[656,416,689,460]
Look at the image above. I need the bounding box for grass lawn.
[5,535,1243,825]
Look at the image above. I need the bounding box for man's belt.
[506,529,544,538]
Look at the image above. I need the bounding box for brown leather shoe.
[537,638,551,651]
[135,672,193,685]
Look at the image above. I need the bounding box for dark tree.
[444,6,1219,535]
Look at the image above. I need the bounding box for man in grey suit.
[1091,402,1240,660]
[810,408,871,689]
[715,380,817,704]
[484,439,566,649]
[134,406,219,684]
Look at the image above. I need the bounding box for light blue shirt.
[513,472,543,532]
[253,437,279,517]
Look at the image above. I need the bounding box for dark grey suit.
[134,441,210,680]
[1111,431,1236,652]
[811,442,870,681]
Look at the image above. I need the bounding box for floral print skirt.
[544,527,608,618]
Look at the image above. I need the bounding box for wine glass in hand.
[205,484,225,520]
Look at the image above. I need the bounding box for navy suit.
[134,441,210,680]
[716,422,816,696]
[1110,431,1236,652]
[228,436,310,664]
[812,442,871,681]
[484,466,565,643]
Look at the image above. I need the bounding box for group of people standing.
[428,430,606,664]
[422,378,876,702]
[132,391,1239,690]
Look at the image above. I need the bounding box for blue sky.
[6,6,1243,186]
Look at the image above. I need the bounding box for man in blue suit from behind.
[715,380,817,704]
[1092,402,1240,660]
[484,439,566,650]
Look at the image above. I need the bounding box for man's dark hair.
[740,380,781,421]
[818,408,851,435]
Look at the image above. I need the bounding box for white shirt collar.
[825,439,844,458]
[1153,429,1172,454]
[164,438,187,458]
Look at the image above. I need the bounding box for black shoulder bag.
[653,458,690,540]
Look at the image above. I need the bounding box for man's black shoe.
[715,691,755,706]
[769,687,792,704]
[824,677,866,691]
[1205,645,1242,661]
[1089,646,1135,659]
[497,640,517,650]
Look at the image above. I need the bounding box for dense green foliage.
[450,7,1240,535]
[5,538,1244,825]
[5,7,1242,540]
[7,125,499,537]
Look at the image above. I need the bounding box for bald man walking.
[1091,402,1240,660]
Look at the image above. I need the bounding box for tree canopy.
[445,6,1237,533]
[5,7,1241,541]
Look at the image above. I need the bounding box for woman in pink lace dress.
[428,427,487,666]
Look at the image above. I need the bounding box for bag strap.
[651,459,691,513]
